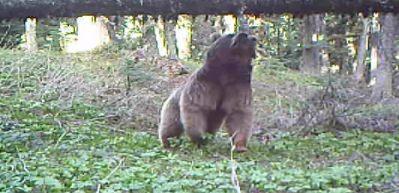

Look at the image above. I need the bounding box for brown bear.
[158,32,256,152]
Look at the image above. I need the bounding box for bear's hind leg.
[158,91,184,148]
[181,109,208,146]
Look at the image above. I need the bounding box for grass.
[1,49,398,193]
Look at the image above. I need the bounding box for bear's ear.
[210,32,222,43]
[230,32,248,47]
[249,36,257,42]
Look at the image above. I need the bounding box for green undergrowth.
[1,49,399,193]
[253,60,324,88]
[1,97,398,193]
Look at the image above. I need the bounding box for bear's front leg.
[225,110,253,152]
[180,104,209,146]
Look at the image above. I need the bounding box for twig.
[96,157,125,193]
[230,132,241,193]
[96,184,102,193]
[16,147,30,174]
[110,127,129,134]
[54,129,67,148]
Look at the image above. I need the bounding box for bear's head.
[205,32,256,69]
[202,32,256,84]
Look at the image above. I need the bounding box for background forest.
[1,3,399,193]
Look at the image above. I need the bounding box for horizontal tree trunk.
[1,0,399,20]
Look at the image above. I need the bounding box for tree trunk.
[301,14,322,74]
[165,19,178,58]
[106,16,123,42]
[334,16,350,74]
[24,17,38,52]
[65,16,110,53]
[371,13,397,102]
[276,20,281,57]
[369,13,380,85]
[175,15,193,59]
[2,0,398,20]
[314,15,326,68]
[191,16,214,59]
[213,16,224,34]
[319,15,330,69]
[154,16,168,57]
[336,36,349,74]
[353,14,370,83]
[223,15,238,34]
[393,71,399,97]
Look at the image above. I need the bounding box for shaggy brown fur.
[158,32,256,152]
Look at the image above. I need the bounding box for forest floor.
[1,49,398,193]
